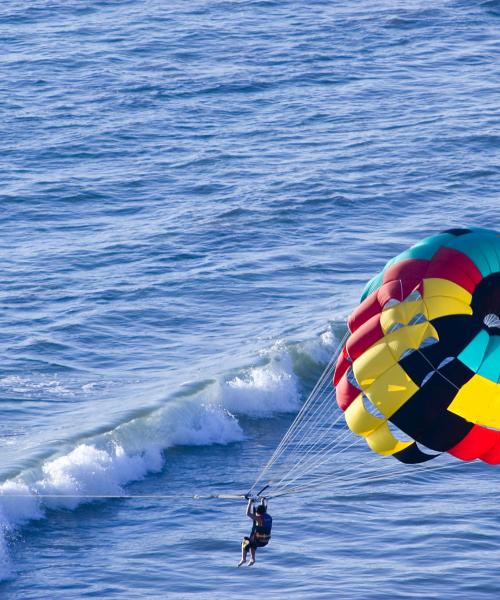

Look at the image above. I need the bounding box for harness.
[251,512,272,547]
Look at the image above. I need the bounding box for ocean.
[1,0,499,597]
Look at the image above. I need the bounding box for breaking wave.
[0,326,339,581]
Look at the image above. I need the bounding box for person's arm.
[246,498,257,521]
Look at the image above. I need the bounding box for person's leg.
[238,538,249,567]
[248,547,256,566]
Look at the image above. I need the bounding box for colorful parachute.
[333,228,500,464]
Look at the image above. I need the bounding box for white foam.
[302,325,339,365]
[0,481,42,525]
[0,375,74,397]
[0,395,245,581]
[36,444,155,510]
[219,342,301,416]
[0,481,42,582]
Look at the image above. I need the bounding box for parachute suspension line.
[270,409,344,487]
[269,456,468,499]
[333,457,458,488]
[266,372,354,489]
[269,434,362,496]
[247,331,349,497]
[247,331,349,496]
[272,349,454,495]
[247,376,340,496]
[269,437,365,498]
[265,388,344,488]
[248,331,349,496]
[276,455,408,496]
[247,364,335,490]
[274,317,462,496]
[308,434,447,490]
[257,335,346,472]
[269,424,354,491]
[269,382,341,462]
[268,410,349,484]
[259,384,338,480]
[270,415,470,498]
[247,372,338,494]
[247,318,463,501]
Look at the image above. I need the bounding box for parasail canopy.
[333,228,500,464]
[247,227,499,502]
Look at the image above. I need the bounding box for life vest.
[252,513,272,547]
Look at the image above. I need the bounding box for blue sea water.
[1,0,500,597]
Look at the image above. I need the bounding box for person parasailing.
[238,497,272,566]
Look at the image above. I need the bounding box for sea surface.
[1,0,500,598]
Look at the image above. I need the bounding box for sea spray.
[35,444,160,509]
[0,533,12,582]
[303,327,338,364]
[217,327,338,416]
[0,481,43,582]
[219,344,301,416]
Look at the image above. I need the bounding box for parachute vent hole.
[472,272,500,325]
[484,313,500,329]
